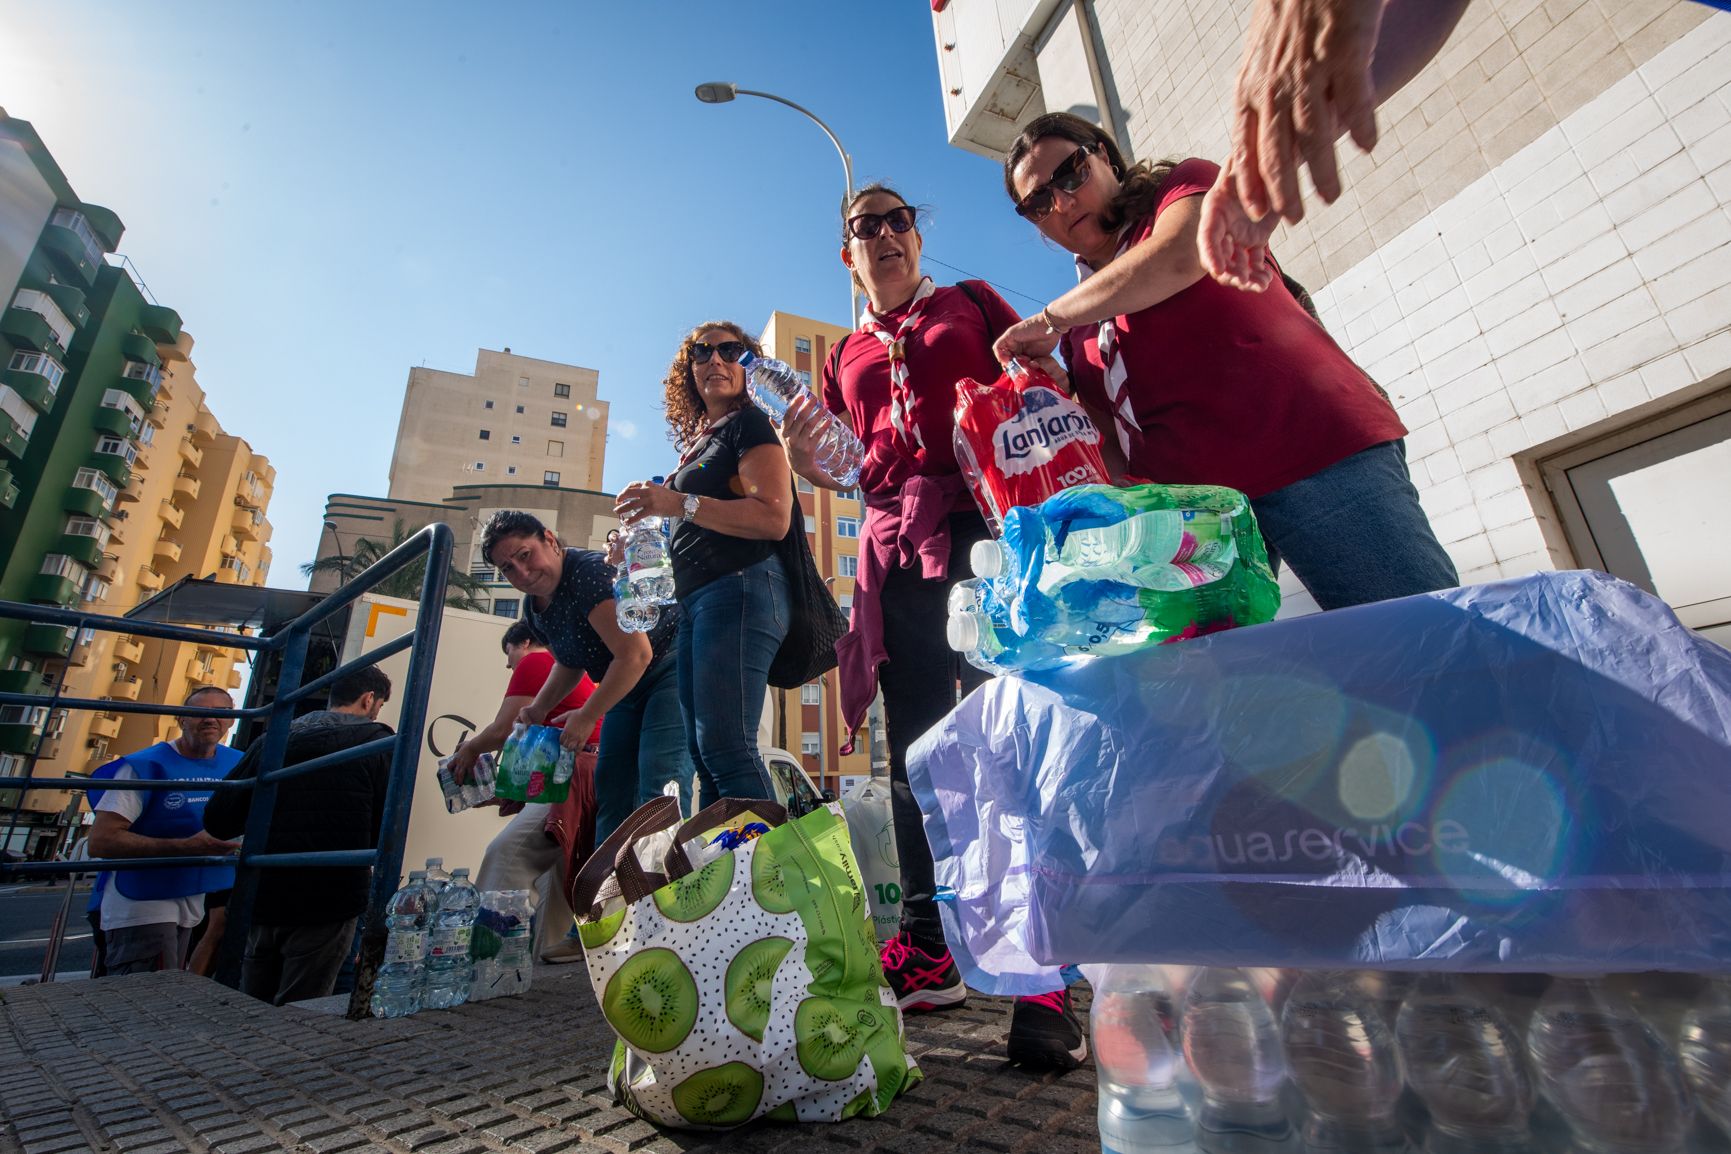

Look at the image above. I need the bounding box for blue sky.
[0,0,1080,587]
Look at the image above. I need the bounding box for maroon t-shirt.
[822,280,1021,496]
[1062,158,1405,498]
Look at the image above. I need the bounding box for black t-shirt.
[668,406,784,599]
[522,548,676,684]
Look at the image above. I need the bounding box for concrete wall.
[0,136,55,302]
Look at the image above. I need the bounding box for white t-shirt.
[96,765,205,931]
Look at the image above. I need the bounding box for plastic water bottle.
[1392,974,1533,1141]
[1527,976,1693,1154]
[1279,972,1403,1148]
[1680,976,1731,1135]
[371,870,431,1019]
[616,488,673,631]
[614,562,659,633]
[422,866,479,1010]
[740,351,863,488]
[470,889,534,1002]
[1182,968,1289,1137]
[1089,965,1196,1153]
[423,857,450,896]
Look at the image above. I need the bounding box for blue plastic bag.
[908,572,1731,994]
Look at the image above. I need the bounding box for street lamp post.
[694,82,859,325]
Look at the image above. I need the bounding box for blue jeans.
[677,552,790,808]
[593,656,690,844]
[1250,439,1459,611]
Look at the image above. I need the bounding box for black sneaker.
[1008,986,1088,1071]
[880,931,968,1012]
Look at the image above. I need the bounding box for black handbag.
[768,482,849,690]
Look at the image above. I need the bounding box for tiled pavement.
[0,967,1103,1154]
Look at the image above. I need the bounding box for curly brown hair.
[661,320,764,452]
[1003,112,1179,237]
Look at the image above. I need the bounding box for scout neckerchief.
[1075,229,1142,460]
[859,276,938,455]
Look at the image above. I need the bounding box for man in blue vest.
[88,686,243,976]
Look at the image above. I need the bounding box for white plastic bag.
[841,777,901,942]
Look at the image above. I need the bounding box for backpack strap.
[824,331,850,391]
[954,279,995,334]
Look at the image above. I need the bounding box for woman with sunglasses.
[994,112,1456,612]
[615,322,792,809]
[781,185,1088,1073]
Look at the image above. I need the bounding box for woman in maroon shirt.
[995,112,1456,611]
[781,184,1086,1071]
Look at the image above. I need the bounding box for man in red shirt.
[450,619,599,963]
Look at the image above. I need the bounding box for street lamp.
[694,82,859,324]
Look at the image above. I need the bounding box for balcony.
[185,659,215,685]
[177,436,203,469]
[66,631,92,667]
[159,500,184,529]
[173,474,200,500]
[144,398,169,428]
[114,474,144,504]
[96,553,122,582]
[226,667,243,690]
[22,623,74,658]
[62,485,106,519]
[40,210,105,285]
[136,565,165,593]
[113,638,143,664]
[215,558,252,585]
[90,713,123,741]
[192,408,218,442]
[0,669,41,696]
[7,287,77,347]
[153,537,181,564]
[26,573,81,608]
[138,303,182,346]
[159,329,193,365]
[120,332,161,368]
[56,533,104,569]
[90,443,135,486]
[116,360,161,406]
[40,282,89,328]
[107,676,142,702]
[4,353,63,412]
[232,506,261,540]
[0,413,28,461]
[0,723,45,758]
[218,533,238,556]
[0,465,13,508]
[91,404,133,439]
[1,304,61,357]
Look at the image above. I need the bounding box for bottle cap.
[946,611,981,652]
[408,870,427,879]
[425,857,443,867]
[970,539,1004,578]
[452,867,470,877]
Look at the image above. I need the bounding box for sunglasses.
[846,205,918,241]
[690,340,749,365]
[1015,144,1095,222]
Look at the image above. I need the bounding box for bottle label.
[384,931,425,965]
[990,387,1102,477]
[428,926,471,958]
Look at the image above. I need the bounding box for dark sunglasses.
[846,205,918,241]
[1015,144,1095,222]
[690,340,749,365]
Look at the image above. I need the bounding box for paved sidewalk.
[0,966,1102,1154]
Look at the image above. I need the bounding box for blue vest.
[111,742,242,901]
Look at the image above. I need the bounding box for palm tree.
[300,519,491,612]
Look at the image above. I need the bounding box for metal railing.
[0,522,451,1019]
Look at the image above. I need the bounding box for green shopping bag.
[570,796,920,1129]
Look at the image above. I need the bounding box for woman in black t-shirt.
[616,321,793,807]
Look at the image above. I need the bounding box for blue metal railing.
[0,522,451,1019]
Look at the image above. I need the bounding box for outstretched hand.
[1229,0,1383,224]
[1198,166,1281,292]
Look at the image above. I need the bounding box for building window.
[838,488,861,503]
[550,411,567,428]
[82,574,109,602]
[800,684,820,705]
[795,337,811,355]
[10,349,67,390]
[518,376,530,388]
[838,594,852,611]
[836,516,860,539]
[474,461,486,471]
[479,429,491,440]
[40,554,85,580]
[554,383,571,398]
[838,554,858,578]
[510,434,521,445]
[492,598,521,618]
[795,369,813,389]
[515,405,524,414]
[543,470,560,486]
[484,400,494,409]
[801,732,821,756]
[797,477,813,494]
[548,440,564,457]
[94,434,137,466]
[64,517,107,541]
[506,465,517,476]
[71,468,119,505]
[804,515,817,534]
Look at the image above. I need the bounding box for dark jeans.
[879,510,991,947]
[241,917,358,1006]
[677,552,789,808]
[594,656,690,843]
[1251,439,1459,609]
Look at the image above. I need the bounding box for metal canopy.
[125,575,325,633]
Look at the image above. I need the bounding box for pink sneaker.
[880,931,968,1012]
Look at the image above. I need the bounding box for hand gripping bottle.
[616,474,674,631]
[952,358,1109,533]
[740,351,863,488]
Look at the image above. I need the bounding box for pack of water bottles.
[372,858,483,1018]
[1083,964,1731,1154]
[469,888,534,1002]
[947,483,1282,675]
[493,722,575,805]
[436,752,496,814]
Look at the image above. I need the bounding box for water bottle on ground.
[1088,964,1197,1153]
[422,866,480,1010]
[1182,968,1290,1138]
[469,889,534,1002]
[1527,976,1693,1154]
[371,870,432,1019]
[1279,971,1403,1149]
[423,857,450,896]
[1394,974,1533,1143]
[740,351,863,488]
[1680,975,1731,1136]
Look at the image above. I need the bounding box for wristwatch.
[681,493,701,522]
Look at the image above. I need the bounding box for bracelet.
[1039,307,1072,336]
